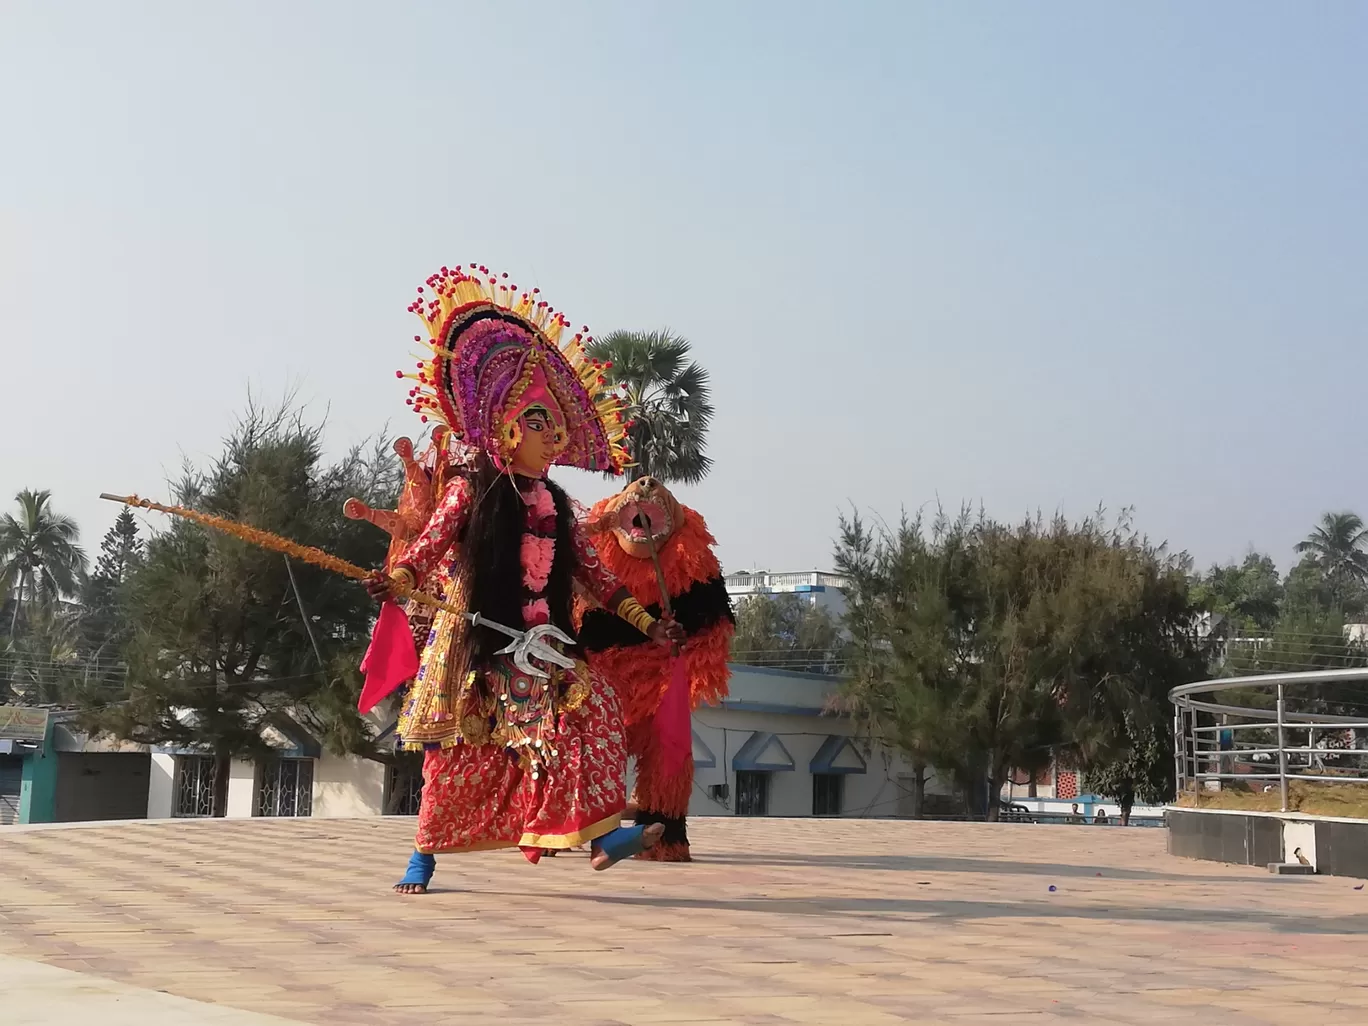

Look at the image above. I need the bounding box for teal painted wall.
[18,721,57,824]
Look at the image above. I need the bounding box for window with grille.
[256,758,314,817]
[174,755,219,818]
[385,760,423,816]
[812,773,843,816]
[0,756,22,826]
[735,771,769,817]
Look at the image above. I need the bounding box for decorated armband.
[616,595,657,636]
[390,566,417,593]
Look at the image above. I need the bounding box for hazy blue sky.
[2,2,1364,574]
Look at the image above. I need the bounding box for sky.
[2,2,1365,576]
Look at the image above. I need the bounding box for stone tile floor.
[1,817,1366,1025]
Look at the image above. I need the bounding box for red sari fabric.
[413,672,626,855]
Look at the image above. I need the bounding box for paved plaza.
[1,817,1366,1025]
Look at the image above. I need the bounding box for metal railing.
[1170,668,1368,812]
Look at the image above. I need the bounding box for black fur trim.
[633,809,689,847]
[579,575,735,653]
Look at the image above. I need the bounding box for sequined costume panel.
[394,476,473,587]
[414,671,626,853]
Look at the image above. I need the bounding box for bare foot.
[591,823,664,871]
[393,882,428,895]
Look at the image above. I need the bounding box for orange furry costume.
[576,477,734,862]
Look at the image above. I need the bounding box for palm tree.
[584,329,715,484]
[0,489,88,637]
[1295,512,1368,606]
[1,604,83,704]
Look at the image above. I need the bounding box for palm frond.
[587,328,715,483]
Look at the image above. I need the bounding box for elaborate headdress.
[399,265,630,474]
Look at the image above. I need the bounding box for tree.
[74,401,403,769]
[1,604,83,704]
[1085,717,1171,825]
[1190,552,1284,634]
[0,488,88,637]
[79,508,143,671]
[975,515,1208,817]
[1225,605,1367,683]
[835,508,974,817]
[1295,512,1368,610]
[1281,555,1336,615]
[835,506,1209,822]
[584,329,715,484]
[731,593,841,674]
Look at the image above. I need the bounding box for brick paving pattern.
[1,817,1366,1024]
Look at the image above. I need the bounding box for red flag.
[655,653,692,774]
[357,602,420,714]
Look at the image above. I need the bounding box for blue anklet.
[394,850,436,892]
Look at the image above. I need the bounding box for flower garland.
[520,481,557,626]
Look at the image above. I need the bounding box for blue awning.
[809,735,867,775]
[692,730,717,769]
[732,731,795,772]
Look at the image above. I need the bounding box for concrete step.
[1268,861,1316,875]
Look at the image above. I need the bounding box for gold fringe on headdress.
[395,265,632,474]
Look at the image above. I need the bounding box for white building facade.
[724,570,850,620]
[134,665,936,822]
[677,664,934,818]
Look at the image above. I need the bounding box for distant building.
[3,667,951,825]
[724,570,850,619]
[680,664,944,818]
[1,706,150,826]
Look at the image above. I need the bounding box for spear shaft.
[99,492,458,616]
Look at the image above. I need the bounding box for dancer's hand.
[365,571,395,603]
[648,618,686,648]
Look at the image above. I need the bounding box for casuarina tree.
[79,508,143,670]
[74,401,402,768]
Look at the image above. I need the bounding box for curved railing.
[1170,668,1368,812]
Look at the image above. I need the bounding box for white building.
[724,570,850,619]
[675,664,937,818]
[145,711,410,821]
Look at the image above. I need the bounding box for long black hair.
[458,453,580,669]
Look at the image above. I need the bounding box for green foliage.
[73,401,403,760]
[0,488,88,634]
[78,508,143,672]
[835,508,973,815]
[1189,552,1284,633]
[836,506,1209,820]
[1,604,84,704]
[584,329,714,484]
[1294,511,1368,612]
[1225,606,1367,677]
[1,489,89,702]
[731,593,841,674]
[1084,717,1172,824]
